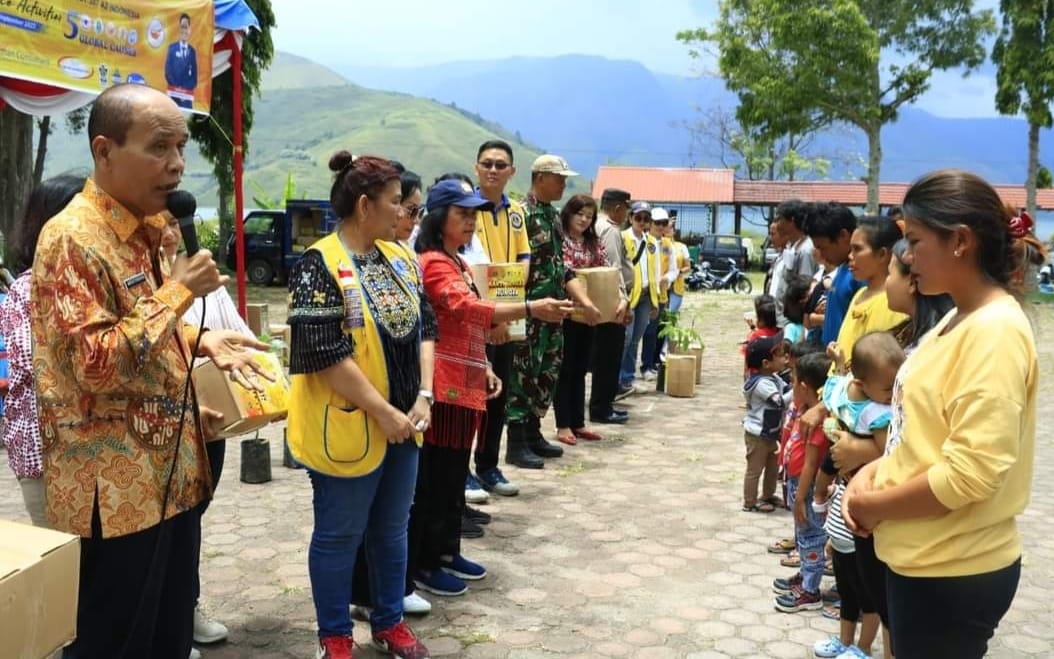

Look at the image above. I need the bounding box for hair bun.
[329,150,354,173]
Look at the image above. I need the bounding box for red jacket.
[420,250,496,412]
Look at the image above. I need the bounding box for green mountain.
[41,52,563,210]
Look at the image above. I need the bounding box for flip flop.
[572,427,603,441]
[757,501,776,513]
[767,538,796,554]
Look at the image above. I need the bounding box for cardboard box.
[268,324,291,366]
[665,354,696,398]
[193,351,290,439]
[671,344,705,384]
[0,520,79,659]
[246,303,269,337]
[571,266,620,324]
[471,263,527,341]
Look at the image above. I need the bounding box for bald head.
[88,84,178,150]
[87,84,188,218]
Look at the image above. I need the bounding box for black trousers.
[853,534,890,629]
[411,443,469,570]
[193,439,226,606]
[475,342,514,471]
[554,319,593,428]
[589,322,626,418]
[887,558,1020,659]
[64,504,198,659]
[831,548,874,623]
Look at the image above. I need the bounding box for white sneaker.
[403,591,432,615]
[465,474,490,504]
[193,607,228,644]
[641,370,657,382]
[189,649,201,659]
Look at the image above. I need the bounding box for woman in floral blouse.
[286,152,437,659]
[0,174,84,527]
[409,179,570,597]
[553,194,606,445]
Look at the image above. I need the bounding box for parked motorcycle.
[695,258,752,294]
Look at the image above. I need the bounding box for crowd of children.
[739,201,914,659]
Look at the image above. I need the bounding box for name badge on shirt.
[337,263,365,329]
[123,272,148,291]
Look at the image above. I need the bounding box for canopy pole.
[232,37,247,319]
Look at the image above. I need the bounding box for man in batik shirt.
[31,84,265,659]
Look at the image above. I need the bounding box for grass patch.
[451,631,494,647]
[686,453,705,463]
[203,550,225,559]
[281,585,304,596]
[556,462,589,477]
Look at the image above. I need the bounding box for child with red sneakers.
[773,352,832,613]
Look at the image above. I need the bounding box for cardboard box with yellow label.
[471,263,527,341]
[193,351,290,439]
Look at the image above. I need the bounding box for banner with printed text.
[0,0,213,113]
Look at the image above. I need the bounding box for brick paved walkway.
[3,294,1052,657]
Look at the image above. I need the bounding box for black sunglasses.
[477,160,510,171]
[653,220,670,226]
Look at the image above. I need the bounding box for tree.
[188,0,276,261]
[681,105,831,181]
[679,0,995,212]
[0,106,34,248]
[31,107,89,187]
[992,0,1054,216]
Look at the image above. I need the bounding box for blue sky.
[268,0,1002,118]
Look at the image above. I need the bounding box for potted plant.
[659,310,705,386]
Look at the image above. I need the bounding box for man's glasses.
[478,160,510,171]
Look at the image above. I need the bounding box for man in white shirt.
[771,199,818,326]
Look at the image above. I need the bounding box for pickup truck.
[225,199,338,285]
[697,234,749,273]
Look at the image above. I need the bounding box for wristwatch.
[418,389,434,406]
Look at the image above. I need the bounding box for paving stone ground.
[3,293,1054,658]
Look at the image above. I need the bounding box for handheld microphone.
[166,190,199,256]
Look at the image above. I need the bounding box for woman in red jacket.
[410,180,572,597]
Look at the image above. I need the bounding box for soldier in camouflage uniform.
[506,155,587,467]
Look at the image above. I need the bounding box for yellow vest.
[622,229,660,308]
[672,240,689,296]
[287,234,423,477]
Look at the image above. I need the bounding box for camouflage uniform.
[507,194,567,424]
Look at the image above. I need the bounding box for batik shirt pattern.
[31,179,208,538]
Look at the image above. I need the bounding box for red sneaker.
[316,635,354,659]
[372,621,431,658]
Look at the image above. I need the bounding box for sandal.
[556,432,577,446]
[780,552,801,568]
[572,427,603,441]
[742,504,760,512]
[822,603,841,620]
[757,501,776,513]
[767,538,796,554]
[761,496,784,509]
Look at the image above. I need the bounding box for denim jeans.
[307,441,419,637]
[667,292,684,314]
[786,475,827,594]
[620,294,653,386]
[640,308,661,373]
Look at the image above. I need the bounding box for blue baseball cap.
[426,180,492,214]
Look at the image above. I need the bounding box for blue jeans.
[620,294,653,386]
[667,292,684,314]
[786,475,827,594]
[307,441,419,637]
[640,308,661,373]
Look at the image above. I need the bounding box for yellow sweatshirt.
[874,295,1037,577]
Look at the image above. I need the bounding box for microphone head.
[166,190,197,223]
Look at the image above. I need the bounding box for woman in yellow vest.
[665,221,692,313]
[286,151,437,659]
[618,202,661,395]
